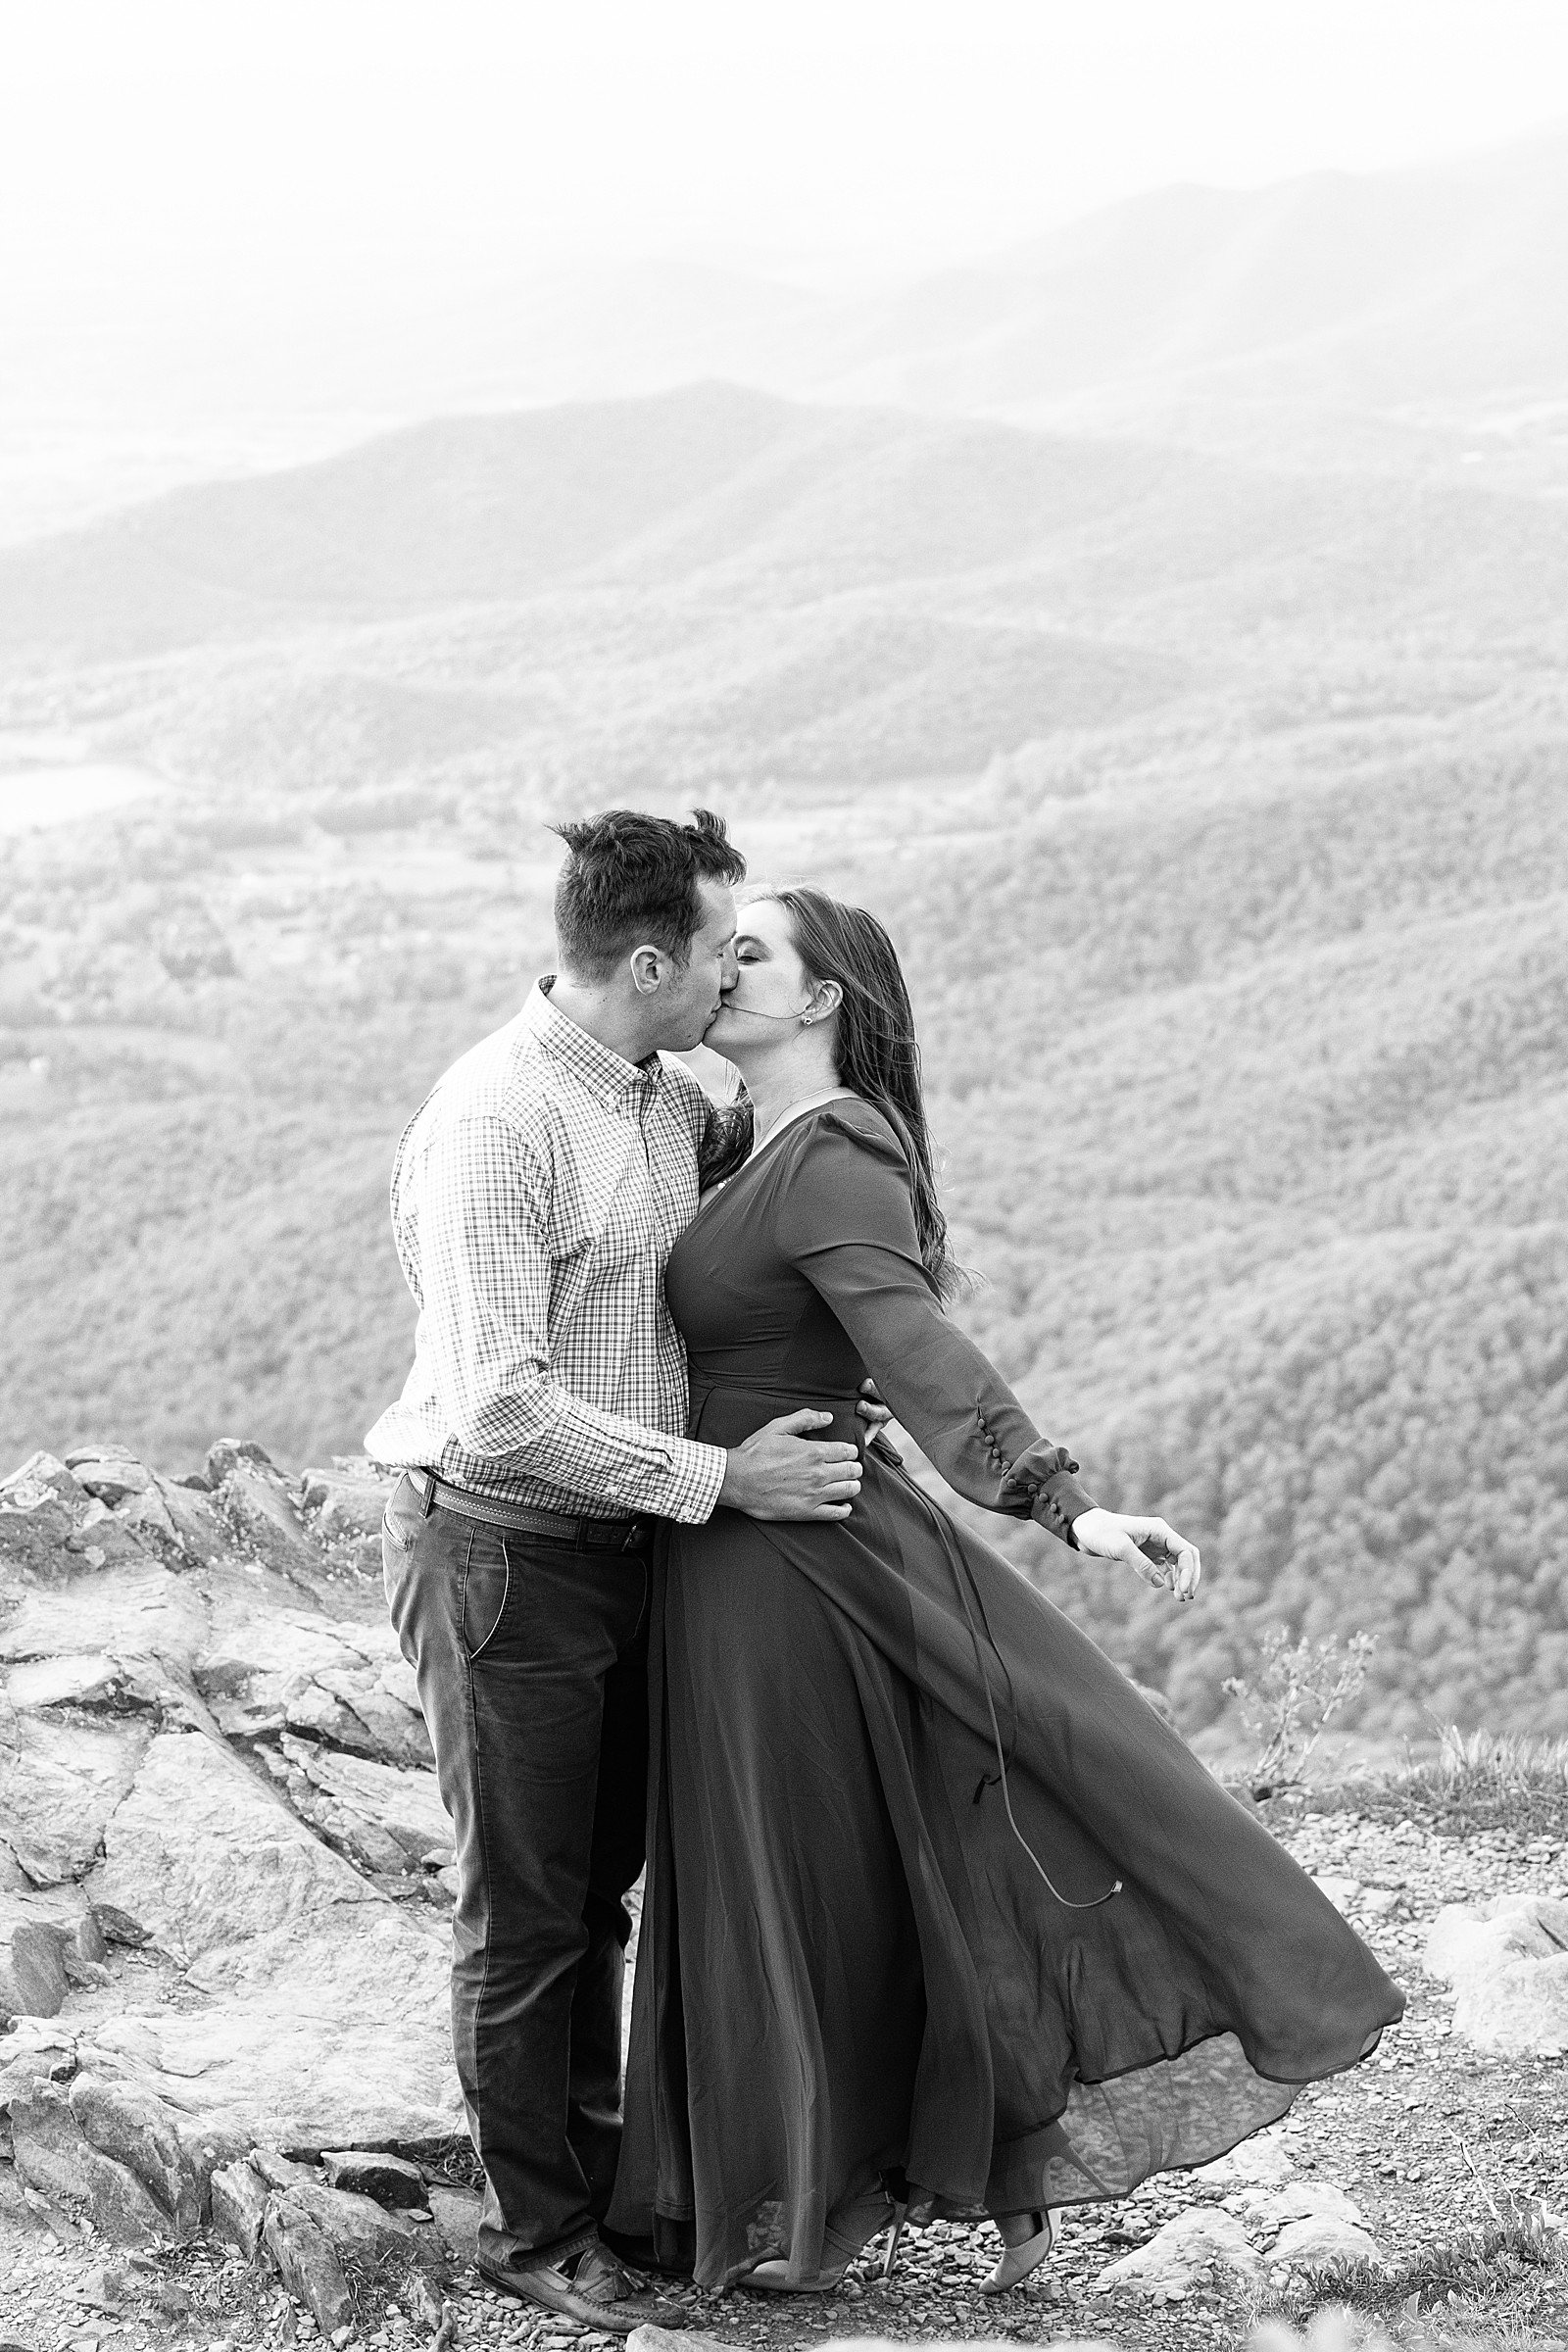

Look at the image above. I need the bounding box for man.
[368,809,872,2329]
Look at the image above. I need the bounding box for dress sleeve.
[774,1109,1098,1545]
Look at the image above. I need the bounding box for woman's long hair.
[764,885,962,1298]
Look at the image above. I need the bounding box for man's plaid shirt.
[365,980,728,1523]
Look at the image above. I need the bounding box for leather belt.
[404,1469,653,1552]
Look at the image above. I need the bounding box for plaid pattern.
[365,981,728,1524]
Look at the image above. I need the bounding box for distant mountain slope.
[1,381,1565,1745]
[3,382,1568,683]
[815,124,1568,446]
[5,123,1564,553]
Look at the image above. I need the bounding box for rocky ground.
[4,1440,1567,2352]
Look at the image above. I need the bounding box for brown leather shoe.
[479,2244,688,2334]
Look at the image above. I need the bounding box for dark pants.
[382,1473,652,2273]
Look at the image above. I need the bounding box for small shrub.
[1224,1626,1377,1795]
[1250,2195,1561,2342]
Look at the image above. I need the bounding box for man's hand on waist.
[719,1410,863,1522]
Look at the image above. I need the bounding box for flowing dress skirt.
[610,1388,1403,2288]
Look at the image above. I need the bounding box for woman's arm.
[775,1109,1095,1542]
[776,1108,1201,1596]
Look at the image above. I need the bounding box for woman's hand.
[855,1377,895,1434]
[1072,1507,1201,1602]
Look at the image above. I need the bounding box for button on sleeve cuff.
[999,1439,1099,1548]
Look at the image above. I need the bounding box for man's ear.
[628,944,664,997]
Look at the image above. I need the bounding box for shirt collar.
[525,976,662,1106]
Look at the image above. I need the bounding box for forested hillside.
[1,382,1564,1743]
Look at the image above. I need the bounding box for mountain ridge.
[2,363,1564,1741]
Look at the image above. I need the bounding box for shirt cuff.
[657,1438,728,1525]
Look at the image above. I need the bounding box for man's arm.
[416,1115,860,1524]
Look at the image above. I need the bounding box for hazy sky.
[5,0,1567,307]
[1,0,1564,543]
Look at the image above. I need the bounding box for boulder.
[61,1445,227,1570]
[1194,2127,1299,2189]
[210,2157,271,2257]
[2,1453,80,1511]
[151,1476,229,1563]
[0,2018,75,2110]
[276,1737,451,1876]
[206,1440,318,1576]
[83,1728,460,2150]
[0,1713,153,1886]
[5,1653,124,1711]
[1097,2206,1261,2295]
[284,2176,420,2264]
[64,1450,153,1506]
[629,2337,762,2352]
[250,2146,318,2190]
[0,1886,109,2021]
[74,2259,137,2313]
[302,1463,393,1546]
[199,1602,431,1768]
[425,2180,481,2270]
[310,1669,433,1767]
[1425,1894,1568,2056]
[0,1561,209,1681]
[321,2148,428,2207]
[69,2071,203,2235]
[1270,2213,1384,2272]
[0,1922,68,2020]
[265,2193,354,2330]
[0,1453,92,1578]
[1257,2181,1364,2230]
[9,2083,171,2244]
[403,2273,449,2328]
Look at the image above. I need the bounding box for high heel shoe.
[981,2208,1059,2294]
[745,2189,894,2293]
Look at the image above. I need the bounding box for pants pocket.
[462,1534,512,1659]
[381,1472,425,1554]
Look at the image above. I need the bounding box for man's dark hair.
[550,808,746,980]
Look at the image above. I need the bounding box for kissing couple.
[368,808,1401,2328]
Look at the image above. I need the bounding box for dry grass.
[1311,1729,1568,1839]
[1249,2311,1563,2352]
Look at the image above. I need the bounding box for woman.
[607,887,1401,2295]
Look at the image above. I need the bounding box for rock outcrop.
[1094,2128,1386,2305]
[1424,1891,1568,2056]
[0,1437,465,2320]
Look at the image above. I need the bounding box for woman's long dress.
[607,1101,1401,2287]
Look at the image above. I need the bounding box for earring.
[802,1011,814,1026]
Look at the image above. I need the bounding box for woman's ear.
[811,979,844,1022]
